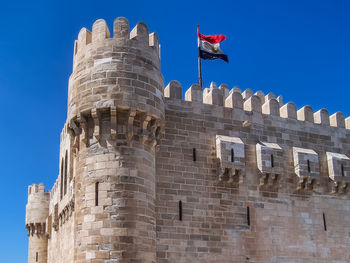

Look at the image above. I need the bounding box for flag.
[198,32,228,62]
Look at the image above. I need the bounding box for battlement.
[72,18,160,72]
[166,80,350,130]
[28,183,46,196]
[68,17,164,125]
[26,184,49,216]
[25,16,350,263]
[26,184,50,238]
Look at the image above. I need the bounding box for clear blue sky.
[0,0,349,261]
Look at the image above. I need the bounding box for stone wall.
[155,92,350,262]
[25,17,350,263]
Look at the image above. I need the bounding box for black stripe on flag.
[200,49,228,63]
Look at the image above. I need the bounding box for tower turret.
[25,184,50,263]
[66,17,164,262]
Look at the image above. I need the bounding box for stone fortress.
[25,17,350,263]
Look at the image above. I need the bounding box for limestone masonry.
[26,17,350,263]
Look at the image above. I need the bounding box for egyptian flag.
[198,32,228,62]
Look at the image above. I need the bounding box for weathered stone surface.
[26,17,350,263]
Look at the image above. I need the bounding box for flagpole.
[197,24,203,89]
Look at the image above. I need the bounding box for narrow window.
[64,151,68,195]
[179,200,182,221]
[307,160,311,173]
[192,148,196,162]
[247,206,250,226]
[60,159,64,200]
[270,154,274,167]
[95,182,99,206]
[323,212,327,231]
[36,252,38,262]
[341,164,345,177]
[231,149,234,162]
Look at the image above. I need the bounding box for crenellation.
[231,86,241,93]
[91,19,110,43]
[185,83,202,102]
[280,101,297,119]
[330,111,345,128]
[130,22,149,42]
[164,80,182,99]
[203,84,224,106]
[243,94,262,113]
[219,84,229,99]
[149,32,160,56]
[314,108,330,125]
[225,91,243,109]
[346,116,350,129]
[242,88,253,100]
[77,28,92,52]
[113,17,129,39]
[26,16,350,263]
[255,90,265,104]
[262,98,280,116]
[297,105,314,123]
[265,92,275,101]
[276,95,283,106]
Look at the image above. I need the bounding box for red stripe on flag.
[199,33,227,44]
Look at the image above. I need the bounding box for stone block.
[164,80,182,99]
[314,109,330,125]
[262,98,280,116]
[293,147,319,178]
[225,91,243,109]
[330,112,345,128]
[280,102,297,119]
[297,106,314,123]
[216,135,245,183]
[243,95,262,113]
[203,87,223,106]
[256,142,283,175]
[326,152,350,183]
[185,84,202,102]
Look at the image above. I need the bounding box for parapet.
[68,17,164,122]
[203,82,224,106]
[73,18,160,66]
[163,80,350,131]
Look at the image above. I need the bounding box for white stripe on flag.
[199,40,224,55]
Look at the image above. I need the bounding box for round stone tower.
[25,184,50,263]
[67,17,164,262]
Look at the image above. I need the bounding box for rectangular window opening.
[95,182,99,206]
[247,206,250,226]
[231,149,234,162]
[307,160,311,173]
[271,154,274,167]
[323,212,327,231]
[341,164,345,177]
[192,148,196,162]
[179,200,183,221]
[36,252,38,262]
